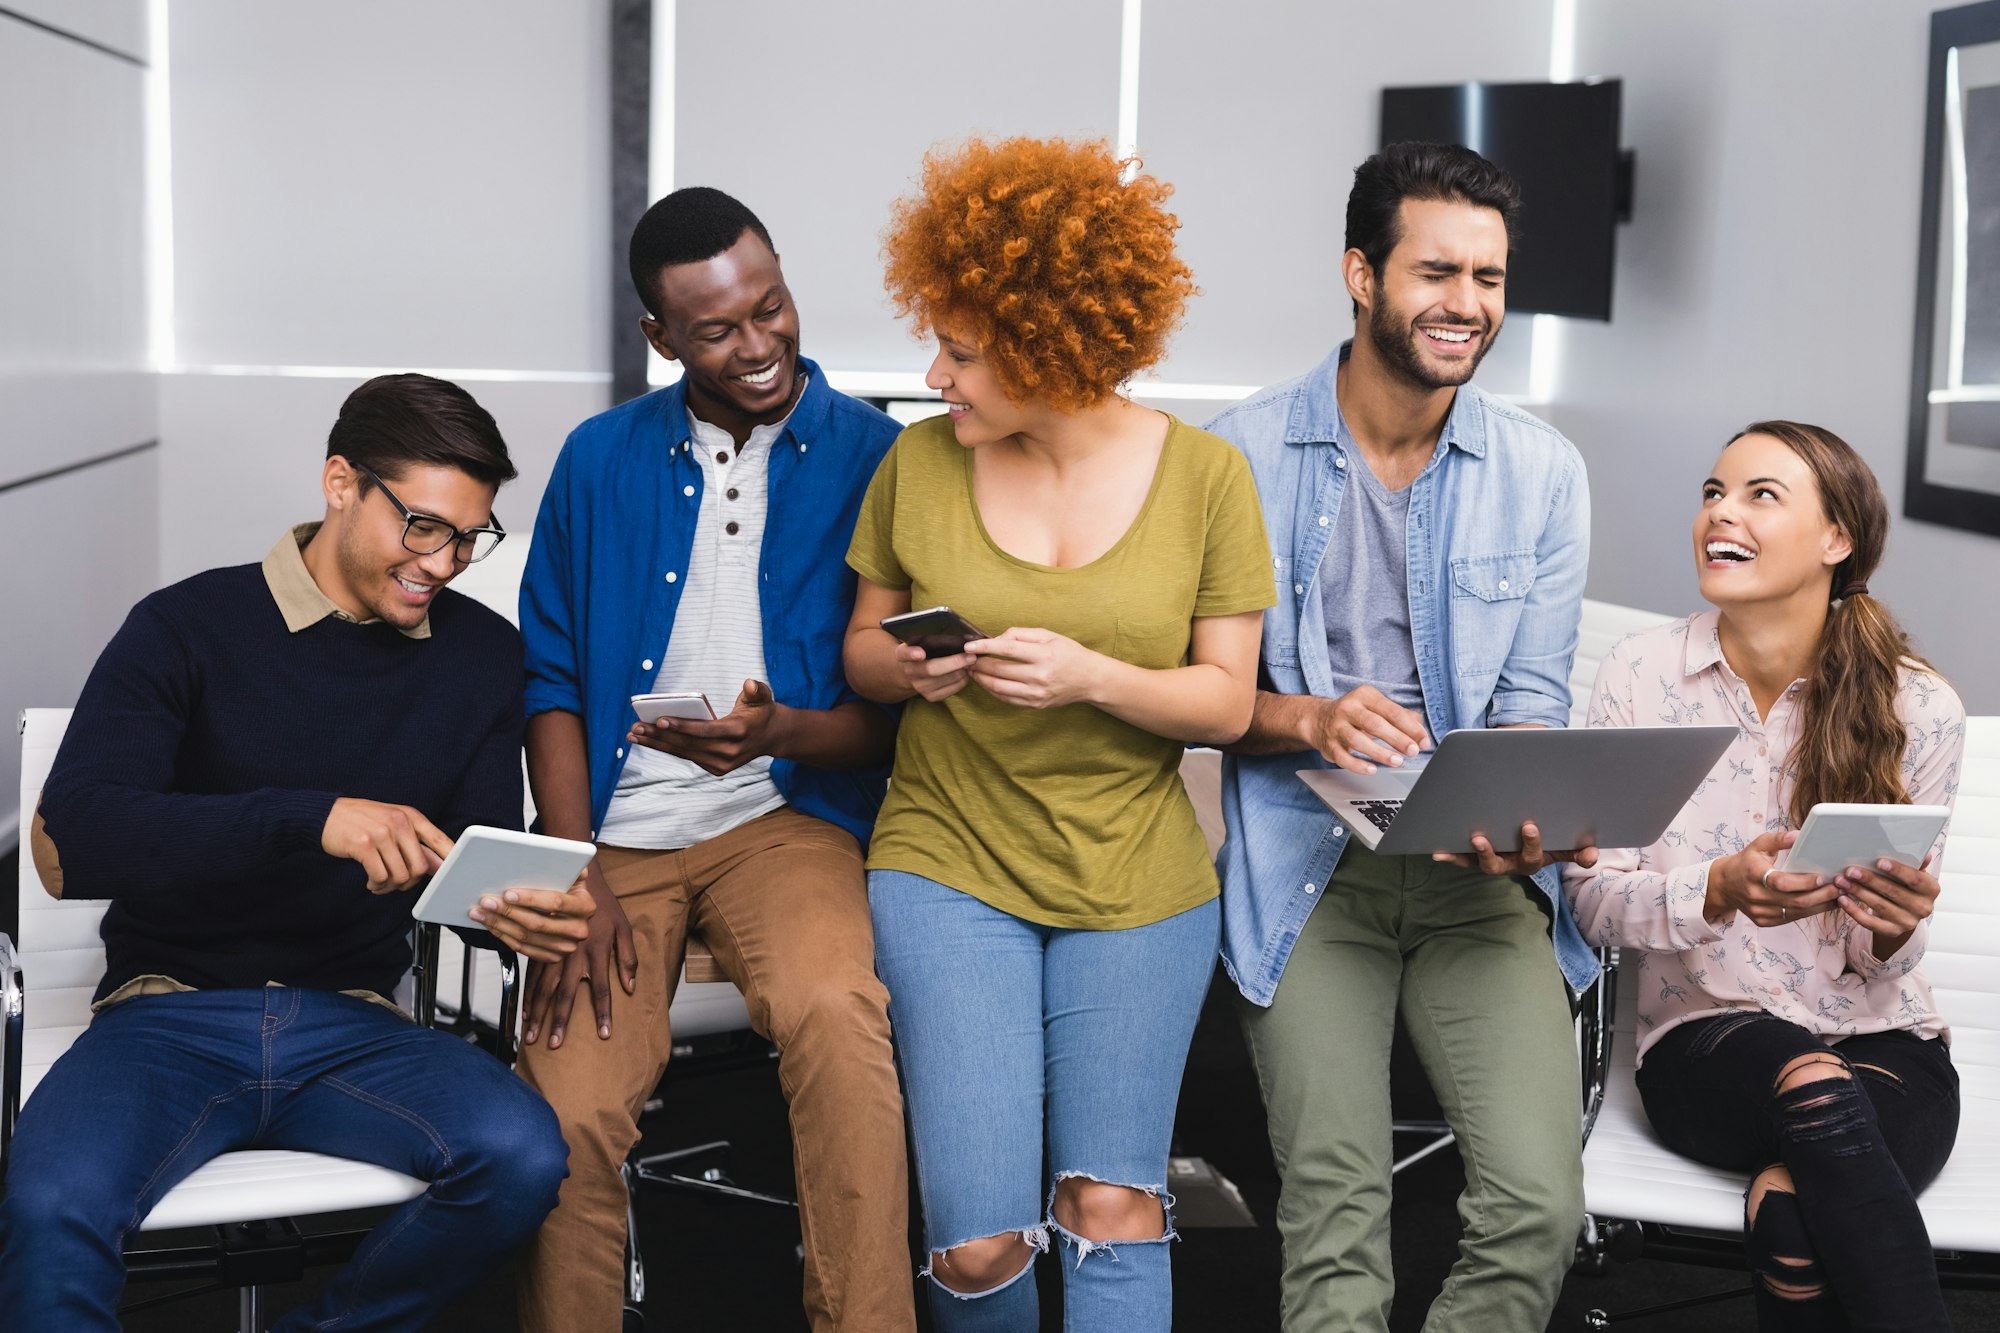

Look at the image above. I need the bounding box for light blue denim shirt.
[1205,343,1600,1002]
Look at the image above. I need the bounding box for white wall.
[1137,0,1551,392]
[674,0,1123,380]
[0,4,156,848]
[1559,0,2000,711]
[158,0,613,580]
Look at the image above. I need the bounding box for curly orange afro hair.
[882,137,1196,412]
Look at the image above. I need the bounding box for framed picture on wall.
[1909,0,2000,537]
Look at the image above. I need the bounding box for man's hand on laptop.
[1432,822,1599,876]
[321,798,454,894]
[1304,686,1432,775]
[627,679,791,775]
[522,860,638,1050]
[468,872,597,964]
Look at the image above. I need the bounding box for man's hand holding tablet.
[406,826,600,964]
[466,875,596,963]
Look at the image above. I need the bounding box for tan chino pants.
[516,807,914,1333]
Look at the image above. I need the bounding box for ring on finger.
[1762,867,1778,890]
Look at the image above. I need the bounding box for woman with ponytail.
[1565,421,1966,1331]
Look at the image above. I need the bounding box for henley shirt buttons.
[725,521,740,535]
[727,488,739,500]
[716,452,729,463]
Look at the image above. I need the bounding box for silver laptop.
[1297,725,1738,855]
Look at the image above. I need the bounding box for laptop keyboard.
[1350,799,1403,832]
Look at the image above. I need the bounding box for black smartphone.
[880,606,988,659]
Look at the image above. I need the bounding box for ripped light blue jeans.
[868,870,1219,1332]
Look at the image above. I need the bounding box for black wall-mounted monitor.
[1380,80,1627,320]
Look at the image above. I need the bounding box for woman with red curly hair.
[843,137,1275,1330]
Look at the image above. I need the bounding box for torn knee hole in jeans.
[1748,1187,1828,1301]
[919,1227,1048,1298]
[1773,1072,1873,1152]
[1047,1171,1178,1269]
[1853,1061,1908,1093]
[1687,1010,1770,1057]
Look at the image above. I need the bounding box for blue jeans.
[869,870,1220,1333]
[0,987,568,1331]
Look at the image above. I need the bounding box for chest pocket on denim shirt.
[1449,550,1536,677]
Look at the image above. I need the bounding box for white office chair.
[1568,598,1680,729]
[1574,714,2000,1325]
[1,708,504,1332]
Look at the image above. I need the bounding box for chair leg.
[1391,1119,1457,1176]
[629,1139,798,1209]
[1584,1283,1752,1327]
[624,1159,648,1306]
[239,1284,265,1333]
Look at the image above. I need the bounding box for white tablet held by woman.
[1780,803,1951,877]
[410,826,597,927]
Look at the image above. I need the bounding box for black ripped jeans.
[1637,1012,1960,1332]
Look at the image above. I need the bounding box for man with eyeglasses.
[2,373,595,1331]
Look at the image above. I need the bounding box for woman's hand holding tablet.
[1784,803,1951,949]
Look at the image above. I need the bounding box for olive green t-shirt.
[846,413,1276,929]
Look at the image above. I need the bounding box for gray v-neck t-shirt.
[1319,457,1426,716]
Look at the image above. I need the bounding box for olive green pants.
[1239,843,1583,1333]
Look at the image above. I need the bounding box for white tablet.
[1780,803,1951,878]
[409,826,596,927]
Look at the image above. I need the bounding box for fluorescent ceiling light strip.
[1927,385,2000,403]
[145,0,175,371]
[1521,0,1582,405]
[649,0,676,203]
[1117,0,1143,177]
[826,370,1258,401]
[1948,46,1969,390]
[174,364,612,384]
[1527,314,1561,403]
[1548,0,1578,83]
[647,364,1261,400]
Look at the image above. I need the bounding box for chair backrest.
[17,709,101,1099]
[1571,598,1677,728]
[1922,714,2000,1088]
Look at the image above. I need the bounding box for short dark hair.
[1345,141,1521,279]
[325,373,516,489]
[628,186,775,318]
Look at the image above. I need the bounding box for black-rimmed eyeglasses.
[352,462,507,564]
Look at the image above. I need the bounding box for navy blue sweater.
[38,563,525,1002]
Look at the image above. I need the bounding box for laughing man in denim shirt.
[1205,144,1599,1332]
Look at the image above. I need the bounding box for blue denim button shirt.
[1204,344,1600,1001]
[520,359,898,846]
